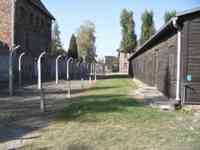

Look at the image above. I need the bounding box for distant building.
[117,49,129,74]
[104,56,119,73]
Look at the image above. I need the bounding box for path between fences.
[0,80,95,149]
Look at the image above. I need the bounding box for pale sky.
[43,0,200,58]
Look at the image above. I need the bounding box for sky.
[43,0,200,58]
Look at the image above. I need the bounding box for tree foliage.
[50,21,64,55]
[140,10,156,45]
[68,34,78,59]
[76,21,96,63]
[164,10,176,23]
[120,9,137,53]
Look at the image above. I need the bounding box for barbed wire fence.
[0,48,105,113]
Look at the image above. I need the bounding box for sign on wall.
[187,74,192,82]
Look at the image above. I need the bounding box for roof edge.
[29,0,55,20]
[128,7,200,61]
[128,18,174,60]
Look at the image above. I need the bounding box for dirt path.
[0,80,93,150]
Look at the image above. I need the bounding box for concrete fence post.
[56,55,63,84]
[67,57,73,98]
[37,51,46,90]
[89,63,93,84]
[94,63,97,82]
[87,63,90,80]
[18,52,25,88]
[80,63,84,89]
[9,45,20,96]
[37,51,46,113]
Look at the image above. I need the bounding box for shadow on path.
[0,83,121,144]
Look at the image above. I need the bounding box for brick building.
[104,56,119,73]
[117,49,129,74]
[0,0,54,81]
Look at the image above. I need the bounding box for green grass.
[61,79,175,124]
[19,78,200,150]
[0,112,16,123]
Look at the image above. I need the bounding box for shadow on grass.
[101,74,130,80]
[43,86,120,95]
[59,94,145,122]
[0,86,120,98]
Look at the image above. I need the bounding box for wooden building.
[129,8,200,104]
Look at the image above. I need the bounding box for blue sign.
[187,74,192,82]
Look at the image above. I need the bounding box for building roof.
[29,0,55,20]
[129,7,200,61]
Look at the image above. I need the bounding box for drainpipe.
[173,17,182,104]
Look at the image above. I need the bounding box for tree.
[50,21,64,55]
[164,10,176,23]
[68,34,78,59]
[76,21,96,63]
[120,9,137,53]
[140,10,156,45]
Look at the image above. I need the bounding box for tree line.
[50,20,96,63]
[50,9,176,60]
[120,9,176,53]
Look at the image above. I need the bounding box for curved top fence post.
[9,45,20,96]
[56,55,63,84]
[67,57,73,80]
[37,51,46,90]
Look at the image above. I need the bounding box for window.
[124,63,128,71]
[124,53,127,58]
[41,19,44,28]
[30,13,34,24]
[20,7,26,19]
[36,16,39,27]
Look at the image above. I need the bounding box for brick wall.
[119,52,129,73]
[0,0,12,48]
[15,0,52,58]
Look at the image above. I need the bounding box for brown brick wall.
[119,52,129,73]
[0,0,12,48]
